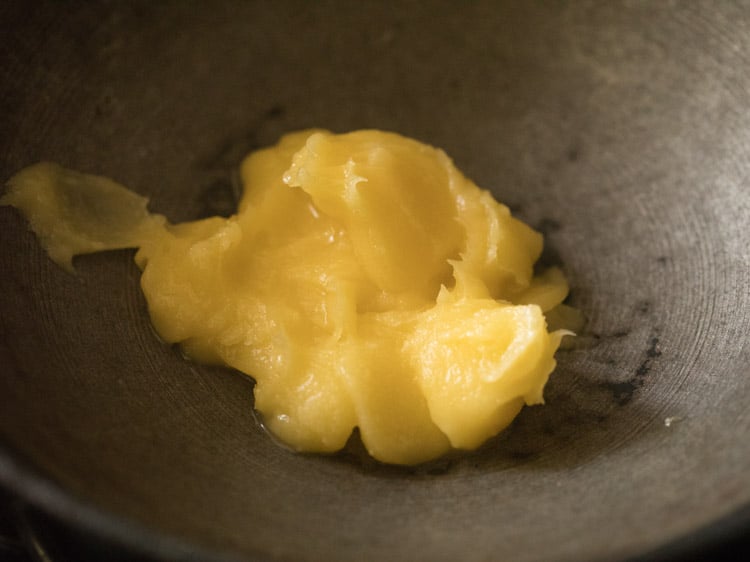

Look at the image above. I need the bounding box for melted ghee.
[2,129,572,465]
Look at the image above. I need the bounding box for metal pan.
[1,1,748,560]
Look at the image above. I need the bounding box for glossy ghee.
[2,129,572,465]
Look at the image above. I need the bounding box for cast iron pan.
[1,2,749,561]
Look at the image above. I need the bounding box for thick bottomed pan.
[1,2,749,560]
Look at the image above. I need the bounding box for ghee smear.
[2,130,572,465]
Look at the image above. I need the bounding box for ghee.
[2,130,571,465]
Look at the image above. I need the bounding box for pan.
[1,1,749,560]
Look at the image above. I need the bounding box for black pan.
[1,1,749,561]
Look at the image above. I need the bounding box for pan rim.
[0,439,247,562]
[1,438,748,562]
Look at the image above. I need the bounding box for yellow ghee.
[2,129,572,465]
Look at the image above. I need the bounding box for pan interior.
[1,2,749,561]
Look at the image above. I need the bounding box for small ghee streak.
[1,129,574,465]
[1,163,166,271]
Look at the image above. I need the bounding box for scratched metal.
[0,2,749,561]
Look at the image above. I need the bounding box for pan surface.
[1,1,749,560]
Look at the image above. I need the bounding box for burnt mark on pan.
[194,104,288,219]
[93,92,115,118]
[637,299,652,315]
[538,244,564,270]
[265,104,286,120]
[505,201,524,215]
[534,217,565,270]
[598,298,661,406]
[601,333,661,406]
[201,104,287,172]
[537,217,562,236]
[566,145,580,163]
[607,380,638,406]
[195,177,240,219]
[592,329,631,339]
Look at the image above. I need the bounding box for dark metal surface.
[1,1,749,561]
